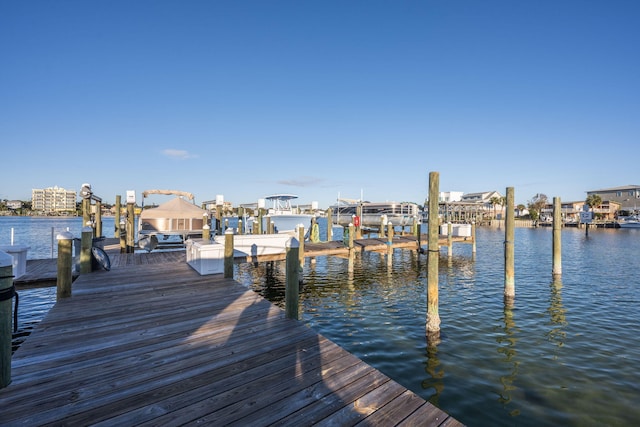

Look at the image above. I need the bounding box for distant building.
[32,186,77,214]
[460,191,503,205]
[586,185,640,210]
[439,191,464,203]
[6,200,22,210]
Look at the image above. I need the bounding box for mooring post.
[471,221,477,254]
[447,222,453,257]
[82,198,91,230]
[0,251,14,388]
[298,225,305,274]
[119,219,126,253]
[326,208,333,242]
[426,171,441,341]
[95,200,102,238]
[348,223,355,250]
[224,228,234,278]
[237,207,244,235]
[56,231,73,299]
[80,225,93,274]
[504,187,515,301]
[285,237,300,320]
[380,216,386,238]
[552,196,562,277]
[114,195,121,238]
[126,202,135,253]
[215,203,223,235]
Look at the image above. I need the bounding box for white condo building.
[32,186,77,214]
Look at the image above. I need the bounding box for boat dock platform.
[4,242,465,425]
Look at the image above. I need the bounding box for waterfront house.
[586,185,640,211]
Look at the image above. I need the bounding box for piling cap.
[56,231,74,240]
[0,251,12,268]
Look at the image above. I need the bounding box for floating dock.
[4,241,465,425]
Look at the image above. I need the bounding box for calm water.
[3,217,639,426]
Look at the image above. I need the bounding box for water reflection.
[497,299,520,417]
[422,341,445,406]
[547,275,567,348]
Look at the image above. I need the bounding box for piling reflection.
[497,299,520,417]
[547,275,567,347]
[422,340,445,406]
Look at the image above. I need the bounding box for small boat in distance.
[330,198,420,228]
[263,194,314,235]
[618,215,640,229]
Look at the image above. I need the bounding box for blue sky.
[1,1,638,208]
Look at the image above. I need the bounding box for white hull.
[619,221,640,228]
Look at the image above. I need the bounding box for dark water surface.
[4,217,639,426]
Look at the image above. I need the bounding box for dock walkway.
[4,245,463,425]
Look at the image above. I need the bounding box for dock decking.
[4,245,464,425]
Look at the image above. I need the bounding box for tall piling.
[426,171,441,342]
[552,197,562,277]
[285,238,300,320]
[224,229,234,278]
[0,251,14,388]
[56,231,74,299]
[114,195,121,238]
[504,187,515,301]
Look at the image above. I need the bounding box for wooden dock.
[15,234,473,289]
[4,242,464,425]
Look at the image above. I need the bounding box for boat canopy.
[265,194,299,201]
[139,197,206,234]
[142,189,195,201]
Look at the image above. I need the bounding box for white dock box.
[0,245,30,278]
[186,239,225,275]
[439,223,472,237]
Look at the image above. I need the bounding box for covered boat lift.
[138,190,207,251]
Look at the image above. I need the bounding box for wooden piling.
[426,171,441,341]
[380,216,386,238]
[552,196,562,277]
[114,195,121,238]
[447,222,453,257]
[356,204,363,239]
[472,221,477,254]
[215,203,223,234]
[326,208,333,241]
[82,198,91,230]
[95,200,102,238]
[56,231,73,299]
[298,225,305,274]
[386,222,394,265]
[80,226,93,274]
[504,187,515,301]
[224,229,234,278]
[0,251,13,388]
[285,238,300,320]
[126,202,135,253]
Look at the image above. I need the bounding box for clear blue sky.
[1,1,638,208]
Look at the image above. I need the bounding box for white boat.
[262,194,314,235]
[330,198,421,228]
[138,190,207,251]
[618,215,640,229]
